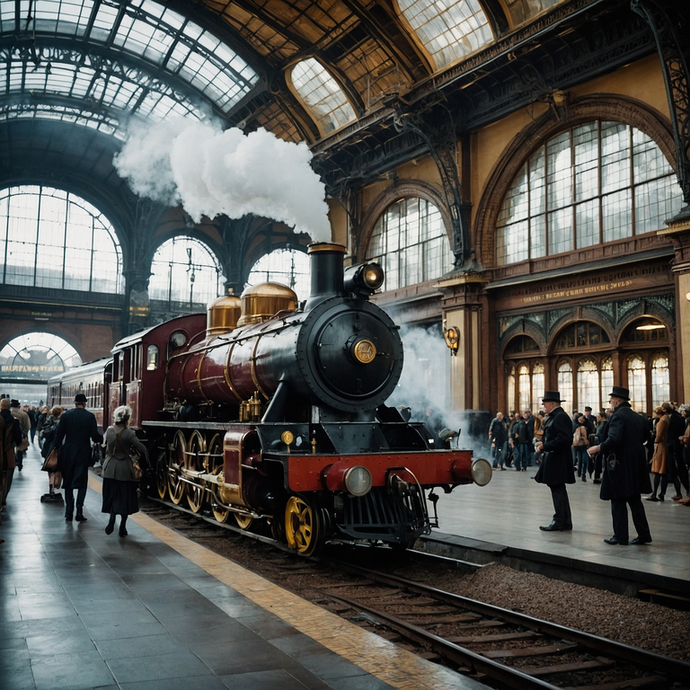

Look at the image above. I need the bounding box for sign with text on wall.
[495,263,671,310]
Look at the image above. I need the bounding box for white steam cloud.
[113,119,331,242]
[387,325,492,456]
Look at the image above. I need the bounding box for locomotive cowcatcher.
[99,243,491,555]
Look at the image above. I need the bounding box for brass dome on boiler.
[237,282,298,326]
[206,289,242,336]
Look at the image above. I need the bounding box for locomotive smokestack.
[305,243,346,310]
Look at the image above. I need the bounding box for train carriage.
[47,357,112,433]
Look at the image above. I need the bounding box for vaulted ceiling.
[0,0,656,239]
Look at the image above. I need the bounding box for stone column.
[436,273,490,413]
[660,214,690,401]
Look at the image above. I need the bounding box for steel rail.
[325,590,561,690]
[325,560,690,683]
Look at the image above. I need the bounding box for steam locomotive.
[48,243,491,554]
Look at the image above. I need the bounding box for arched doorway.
[503,335,544,414]
[0,333,82,406]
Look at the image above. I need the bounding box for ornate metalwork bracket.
[392,106,471,267]
[632,0,690,209]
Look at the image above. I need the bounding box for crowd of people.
[488,390,690,543]
[0,393,147,545]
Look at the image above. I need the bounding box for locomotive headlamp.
[343,262,384,295]
[363,264,384,290]
[470,458,493,486]
[344,466,372,497]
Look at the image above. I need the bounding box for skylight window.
[290,58,356,135]
[0,0,259,114]
[0,47,203,125]
[396,0,494,70]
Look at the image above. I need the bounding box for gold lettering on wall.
[505,265,669,307]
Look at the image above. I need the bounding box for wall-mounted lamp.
[686,291,690,302]
[443,326,459,356]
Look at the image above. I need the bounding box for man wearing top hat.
[535,391,576,531]
[53,393,102,523]
[587,386,652,545]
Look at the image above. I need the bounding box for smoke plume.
[113,118,331,242]
[387,325,492,457]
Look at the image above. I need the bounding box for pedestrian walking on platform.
[534,391,575,532]
[101,406,147,538]
[1,398,21,507]
[53,393,102,522]
[588,386,652,546]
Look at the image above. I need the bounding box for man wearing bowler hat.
[53,392,102,523]
[535,391,576,531]
[588,386,652,545]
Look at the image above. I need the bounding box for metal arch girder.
[392,106,471,266]
[628,0,689,205]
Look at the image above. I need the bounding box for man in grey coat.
[588,386,652,546]
[535,391,576,531]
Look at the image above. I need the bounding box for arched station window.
[496,122,683,265]
[366,197,453,291]
[551,322,612,414]
[149,236,224,307]
[620,318,670,412]
[0,186,123,293]
[246,248,310,302]
[396,0,493,70]
[504,335,543,413]
[289,58,356,134]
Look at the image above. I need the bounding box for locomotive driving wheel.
[284,496,325,556]
[155,449,168,500]
[168,431,186,505]
[207,434,229,523]
[233,513,253,530]
[185,431,205,514]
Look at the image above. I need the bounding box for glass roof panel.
[396,0,493,70]
[0,46,204,129]
[290,58,356,135]
[0,0,259,114]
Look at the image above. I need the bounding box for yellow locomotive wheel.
[168,431,186,505]
[155,450,168,500]
[185,431,206,513]
[233,513,253,530]
[284,496,324,556]
[207,434,229,523]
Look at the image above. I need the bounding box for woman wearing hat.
[587,386,652,545]
[52,393,103,522]
[535,391,576,531]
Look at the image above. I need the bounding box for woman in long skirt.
[101,405,148,537]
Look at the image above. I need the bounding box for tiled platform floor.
[1,444,486,690]
[434,460,690,583]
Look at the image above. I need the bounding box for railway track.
[142,498,690,690]
[316,559,690,690]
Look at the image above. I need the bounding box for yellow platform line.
[89,476,473,689]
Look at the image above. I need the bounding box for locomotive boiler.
[104,242,492,555]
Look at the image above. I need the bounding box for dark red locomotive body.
[66,243,491,554]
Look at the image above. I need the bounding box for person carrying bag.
[101,406,148,537]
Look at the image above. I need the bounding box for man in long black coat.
[53,393,102,522]
[535,391,575,531]
[588,386,652,546]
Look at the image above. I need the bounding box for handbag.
[115,432,143,481]
[41,448,58,472]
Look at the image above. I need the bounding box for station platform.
[0,444,486,690]
[429,460,690,592]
